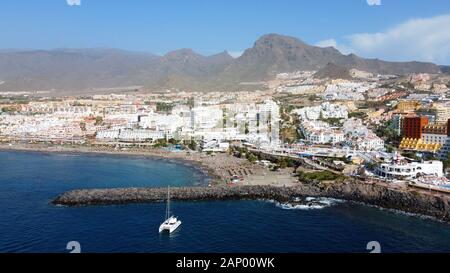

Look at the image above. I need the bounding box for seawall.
[52,185,298,206]
[52,181,450,222]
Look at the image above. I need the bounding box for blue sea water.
[0,150,449,253]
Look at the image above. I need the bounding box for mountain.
[220,34,441,83]
[0,34,444,93]
[440,65,450,75]
[0,48,159,92]
[313,63,352,80]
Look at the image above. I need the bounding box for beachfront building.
[200,139,230,153]
[96,129,166,142]
[375,154,444,180]
[190,106,223,131]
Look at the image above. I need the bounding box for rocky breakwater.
[52,185,302,206]
[297,180,450,222]
[52,180,450,222]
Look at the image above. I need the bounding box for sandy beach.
[0,143,298,187]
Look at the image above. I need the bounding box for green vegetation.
[374,120,401,143]
[277,157,294,168]
[72,101,85,106]
[222,110,227,128]
[401,151,421,161]
[348,111,368,120]
[231,146,246,158]
[280,126,300,144]
[94,116,103,126]
[308,94,319,101]
[186,97,195,108]
[320,117,343,127]
[153,139,168,148]
[385,144,396,153]
[365,162,378,171]
[279,105,300,144]
[1,106,17,113]
[246,153,258,163]
[359,101,387,110]
[244,122,249,134]
[156,102,174,113]
[443,153,450,169]
[187,140,197,150]
[285,105,295,113]
[297,170,345,182]
[79,122,86,132]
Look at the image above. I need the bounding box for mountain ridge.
[0,33,445,93]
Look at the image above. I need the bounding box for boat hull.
[159,220,182,233]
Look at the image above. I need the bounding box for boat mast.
[166,186,170,219]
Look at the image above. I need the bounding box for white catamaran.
[159,186,181,233]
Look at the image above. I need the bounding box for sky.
[0,0,450,64]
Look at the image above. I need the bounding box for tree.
[95,116,103,126]
[348,111,368,120]
[244,122,249,134]
[443,153,450,169]
[187,97,195,108]
[308,95,318,101]
[277,157,294,168]
[188,140,197,150]
[246,153,258,163]
[154,138,168,148]
[79,122,86,132]
[366,162,378,171]
[156,102,174,113]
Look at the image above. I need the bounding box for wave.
[271,197,345,210]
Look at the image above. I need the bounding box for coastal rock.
[52,180,450,222]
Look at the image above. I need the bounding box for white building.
[190,106,223,131]
[201,139,230,153]
[96,129,165,142]
[293,102,348,121]
[300,120,345,144]
[375,154,443,180]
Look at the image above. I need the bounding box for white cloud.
[67,0,81,6]
[348,14,450,64]
[229,51,244,58]
[315,39,337,48]
[367,0,381,6]
[316,14,450,64]
[315,39,352,55]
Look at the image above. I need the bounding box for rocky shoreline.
[52,180,450,222]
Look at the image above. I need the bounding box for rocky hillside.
[0,34,444,93]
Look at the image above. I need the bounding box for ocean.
[1,150,449,253]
